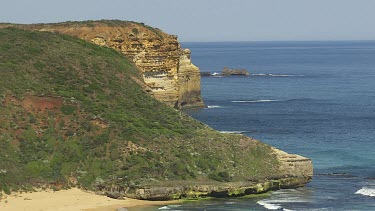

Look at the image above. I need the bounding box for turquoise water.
[147,41,375,210]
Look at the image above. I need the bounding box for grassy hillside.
[0,28,279,194]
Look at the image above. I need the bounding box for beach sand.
[0,188,179,211]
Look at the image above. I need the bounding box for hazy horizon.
[1,0,375,42]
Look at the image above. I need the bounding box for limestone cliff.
[0,20,204,108]
[273,148,313,181]
[178,49,202,107]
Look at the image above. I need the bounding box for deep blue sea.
[140,41,375,211]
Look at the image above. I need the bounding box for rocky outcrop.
[222,67,250,76]
[125,178,310,200]
[106,191,124,200]
[100,148,313,200]
[126,181,273,200]
[273,148,313,181]
[0,21,204,108]
[200,67,250,77]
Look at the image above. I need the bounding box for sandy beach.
[0,188,179,211]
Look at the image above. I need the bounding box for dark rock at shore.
[106,191,125,200]
[200,72,212,76]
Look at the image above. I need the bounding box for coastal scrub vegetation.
[0,28,279,194]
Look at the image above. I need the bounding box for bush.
[208,171,231,182]
[61,105,76,115]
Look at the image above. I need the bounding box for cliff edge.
[0,20,204,109]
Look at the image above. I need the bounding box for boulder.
[106,191,124,200]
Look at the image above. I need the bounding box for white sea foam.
[252,73,268,76]
[251,73,304,77]
[264,198,308,203]
[206,105,223,108]
[219,131,246,134]
[355,187,375,197]
[269,74,305,77]
[158,205,182,210]
[257,200,283,210]
[257,195,308,210]
[231,99,280,103]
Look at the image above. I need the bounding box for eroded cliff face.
[178,49,202,107]
[1,21,203,108]
[273,148,313,181]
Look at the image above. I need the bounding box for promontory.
[0,20,312,201]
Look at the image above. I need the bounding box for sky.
[1,0,375,42]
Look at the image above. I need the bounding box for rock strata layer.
[0,21,204,108]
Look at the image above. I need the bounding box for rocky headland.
[0,22,312,203]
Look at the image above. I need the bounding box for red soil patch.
[3,95,22,106]
[22,95,63,113]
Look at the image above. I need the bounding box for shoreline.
[0,188,180,211]
[0,177,310,211]
[0,148,312,211]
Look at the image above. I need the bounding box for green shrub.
[61,105,76,115]
[131,28,139,35]
[208,171,232,182]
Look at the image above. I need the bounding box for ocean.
[141,41,375,211]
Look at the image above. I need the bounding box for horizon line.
[2,20,374,44]
[180,39,375,43]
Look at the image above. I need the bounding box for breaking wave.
[231,99,281,103]
[158,205,182,210]
[257,200,284,210]
[219,131,247,134]
[206,105,223,108]
[355,186,375,197]
[252,73,305,77]
[257,195,309,211]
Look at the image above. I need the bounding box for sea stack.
[221,67,250,76]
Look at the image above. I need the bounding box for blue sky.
[1,0,375,41]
